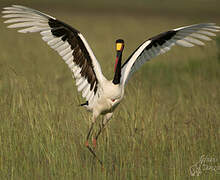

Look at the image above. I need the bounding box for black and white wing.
[121,23,220,86]
[2,5,106,104]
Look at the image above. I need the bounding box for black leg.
[94,115,112,146]
[85,121,103,167]
[95,122,105,141]
[86,122,94,141]
[86,145,103,166]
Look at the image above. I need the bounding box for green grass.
[0,3,220,180]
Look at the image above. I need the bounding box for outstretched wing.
[2,5,106,103]
[121,23,220,86]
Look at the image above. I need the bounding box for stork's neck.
[113,51,122,84]
[113,39,124,85]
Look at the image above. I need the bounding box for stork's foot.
[85,140,89,147]
[92,138,97,148]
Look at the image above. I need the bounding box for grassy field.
[0,1,220,179]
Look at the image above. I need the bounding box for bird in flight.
[2,5,220,165]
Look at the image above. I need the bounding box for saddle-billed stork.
[2,5,220,165]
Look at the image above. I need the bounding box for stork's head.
[114,39,124,72]
[113,39,124,85]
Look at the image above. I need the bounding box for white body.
[86,79,124,122]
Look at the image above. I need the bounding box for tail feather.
[79,101,88,106]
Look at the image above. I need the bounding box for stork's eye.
[111,99,116,102]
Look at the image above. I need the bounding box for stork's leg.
[85,114,103,166]
[86,122,94,144]
[86,143,103,166]
[93,113,113,148]
[85,114,96,146]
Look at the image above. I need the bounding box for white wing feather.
[2,5,106,104]
[121,23,220,85]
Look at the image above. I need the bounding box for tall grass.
[0,7,220,180]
